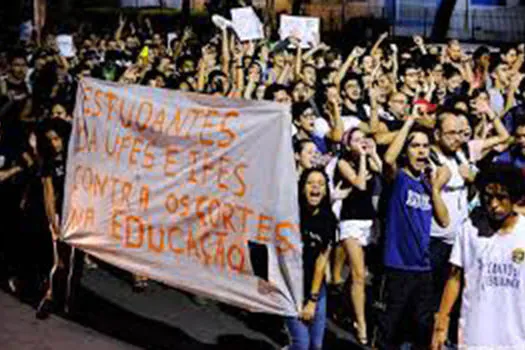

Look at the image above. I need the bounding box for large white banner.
[61,78,303,316]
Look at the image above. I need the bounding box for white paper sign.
[231,7,264,42]
[280,15,320,48]
[167,32,178,47]
[56,35,76,58]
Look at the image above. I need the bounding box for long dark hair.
[298,168,333,223]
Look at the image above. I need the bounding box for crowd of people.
[0,9,525,350]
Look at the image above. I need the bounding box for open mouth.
[415,157,427,168]
[309,189,322,201]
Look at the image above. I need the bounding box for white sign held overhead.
[280,15,320,48]
[56,35,76,58]
[231,7,264,42]
[167,33,178,47]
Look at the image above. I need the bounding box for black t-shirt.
[40,154,66,215]
[0,135,26,189]
[334,158,377,221]
[341,101,368,122]
[301,208,337,301]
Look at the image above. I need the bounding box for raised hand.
[413,35,424,47]
[431,166,452,191]
[351,46,366,58]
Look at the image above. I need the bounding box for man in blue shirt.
[376,112,450,349]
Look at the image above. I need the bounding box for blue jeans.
[285,285,327,350]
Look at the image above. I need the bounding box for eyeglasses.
[442,130,462,137]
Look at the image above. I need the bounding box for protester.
[380,112,450,349]
[432,164,525,349]
[288,168,337,350]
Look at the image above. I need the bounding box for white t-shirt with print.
[450,214,525,349]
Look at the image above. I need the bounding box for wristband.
[308,293,319,302]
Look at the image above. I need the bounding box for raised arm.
[430,166,451,228]
[383,117,416,173]
[413,35,428,55]
[338,154,368,191]
[479,103,510,152]
[325,96,344,143]
[115,14,126,41]
[337,46,365,84]
[371,32,388,57]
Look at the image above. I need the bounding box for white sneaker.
[212,14,233,31]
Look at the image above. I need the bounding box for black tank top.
[334,157,376,221]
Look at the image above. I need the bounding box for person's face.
[35,57,46,70]
[482,183,513,222]
[458,116,472,143]
[388,93,407,118]
[182,59,195,74]
[297,142,316,170]
[325,86,339,103]
[377,74,392,94]
[494,64,510,87]
[432,64,444,85]
[344,79,361,102]
[274,90,291,104]
[178,82,191,92]
[472,92,490,114]
[447,74,463,92]
[46,130,63,154]
[515,126,525,156]
[52,104,67,120]
[153,34,163,47]
[406,132,430,172]
[10,57,27,80]
[293,82,308,102]
[126,37,137,50]
[502,49,518,66]
[296,108,316,133]
[273,53,285,68]
[303,66,316,86]
[304,171,327,208]
[447,42,462,62]
[403,68,420,90]
[83,39,93,49]
[480,54,491,69]
[108,40,118,50]
[150,76,165,88]
[363,56,374,73]
[248,64,261,82]
[437,114,462,153]
[348,129,366,153]
[330,55,342,69]
[255,85,266,101]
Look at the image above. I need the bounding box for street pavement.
[0,264,363,350]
